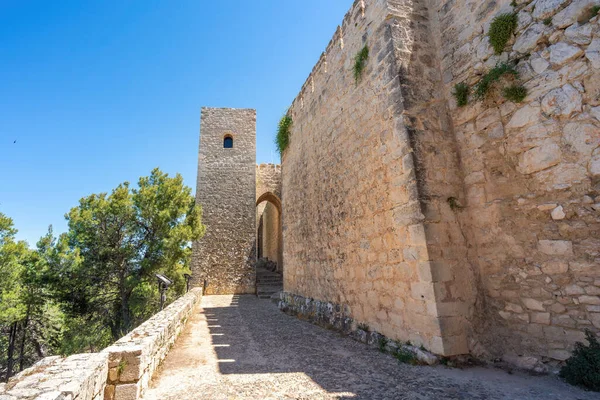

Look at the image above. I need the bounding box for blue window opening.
[224,136,233,148]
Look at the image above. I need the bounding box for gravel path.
[143,295,596,400]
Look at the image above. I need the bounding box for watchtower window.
[224,136,233,148]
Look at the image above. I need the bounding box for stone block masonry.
[0,288,202,400]
[0,354,108,400]
[102,288,202,399]
[279,0,600,365]
[191,108,257,294]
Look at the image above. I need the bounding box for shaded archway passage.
[256,191,283,273]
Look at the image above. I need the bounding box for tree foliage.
[45,168,204,341]
[1,168,204,380]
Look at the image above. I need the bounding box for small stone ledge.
[278,292,439,366]
[0,353,108,400]
[103,287,203,400]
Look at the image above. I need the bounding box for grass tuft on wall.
[502,85,528,102]
[453,83,470,107]
[474,62,518,100]
[275,114,293,155]
[353,45,369,84]
[488,13,518,54]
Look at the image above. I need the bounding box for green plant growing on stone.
[510,0,517,7]
[275,114,292,155]
[395,348,417,365]
[488,13,518,54]
[543,17,552,26]
[559,330,600,392]
[502,85,528,103]
[378,337,388,353]
[447,197,463,210]
[453,83,470,107]
[593,5,600,16]
[353,45,369,84]
[117,360,127,376]
[357,322,369,332]
[474,62,518,100]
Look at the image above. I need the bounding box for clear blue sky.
[0,0,351,245]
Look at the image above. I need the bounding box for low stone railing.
[103,287,202,399]
[0,287,202,400]
[0,353,108,400]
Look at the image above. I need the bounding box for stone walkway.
[144,296,595,400]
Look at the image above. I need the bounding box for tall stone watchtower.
[191,107,257,294]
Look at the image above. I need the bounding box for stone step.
[257,287,282,294]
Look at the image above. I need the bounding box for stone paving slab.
[143,295,596,400]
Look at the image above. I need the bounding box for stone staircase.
[256,267,283,299]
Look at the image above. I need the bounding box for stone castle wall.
[191,108,257,294]
[280,0,600,363]
[281,0,462,355]
[434,0,600,363]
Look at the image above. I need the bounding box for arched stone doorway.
[256,191,283,273]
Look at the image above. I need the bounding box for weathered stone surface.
[590,149,600,176]
[541,260,568,274]
[563,122,600,157]
[523,298,546,311]
[517,144,562,174]
[535,163,588,191]
[550,206,566,220]
[0,353,107,400]
[538,240,573,255]
[586,38,600,69]
[540,84,582,118]
[552,0,598,28]
[564,23,592,45]
[506,105,541,129]
[549,42,583,66]
[514,24,546,54]
[532,0,570,20]
[531,56,550,74]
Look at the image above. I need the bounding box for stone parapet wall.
[103,287,202,400]
[0,288,202,400]
[0,354,108,400]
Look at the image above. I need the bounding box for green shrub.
[378,337,388,353]
[275,114,292,155]
[453,83,470,107]
[395,348,417,364]
[543,17,552,25]
[560,330,600,392]
[488,13,518,54]
[353,45,369,84]
[474,62,518,99]
[502,85,528,102]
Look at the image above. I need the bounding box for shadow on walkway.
[144,295,596,400]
